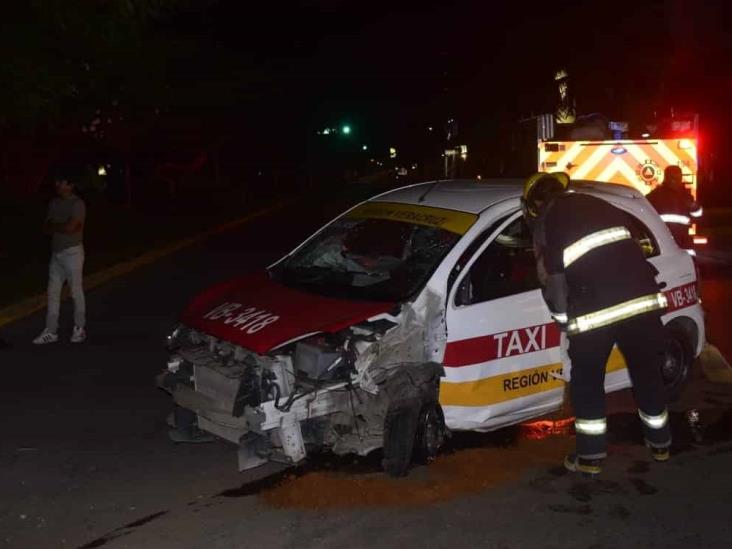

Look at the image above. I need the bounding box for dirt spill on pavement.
[258,427,571,509]
[218,406,732,511]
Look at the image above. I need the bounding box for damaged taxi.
[158,179,705,476]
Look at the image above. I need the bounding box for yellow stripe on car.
[439,348,627,407]
[347,201,477,235]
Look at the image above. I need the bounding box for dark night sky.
[160,0,731,173]
[4,1,729,195]
[192,1,731,118]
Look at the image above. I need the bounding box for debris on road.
[260,435,570,509]
[699,343,732,384]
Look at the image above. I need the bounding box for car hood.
[180,272,396,354]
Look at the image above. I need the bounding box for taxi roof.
[370,178,644,215]
[371,179,524,214]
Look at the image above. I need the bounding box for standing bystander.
[33,167,87,344]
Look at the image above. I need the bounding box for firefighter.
[646,165,702,251]
[522,172,672,476]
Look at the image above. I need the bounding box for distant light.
[611,146,627,155]
[389,147,397,159]
[97,166,107,176]
[362,145,368,150]
[341,125,351,135]
[322,128,330,135]
[678,138,693,150]
[476,174,482,179]
[428,126,433,132]
[641,132,650,138]
[693,236,708,245]
[411,163,418,170]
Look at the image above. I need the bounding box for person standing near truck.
[646,165,702,251]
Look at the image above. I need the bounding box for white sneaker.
[70,326,86,344]
[33,330,59,345]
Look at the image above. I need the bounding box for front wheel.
[413,402,447,464]
[380,363,443,477]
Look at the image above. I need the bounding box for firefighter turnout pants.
[567,311,672,459]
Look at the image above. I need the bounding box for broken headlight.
[165,323,190,351]
[293,334,351,381]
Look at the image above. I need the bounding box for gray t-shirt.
[47,195,86,252]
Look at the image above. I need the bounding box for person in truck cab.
[522,172,672,477]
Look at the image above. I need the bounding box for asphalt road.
[2,192,732,549]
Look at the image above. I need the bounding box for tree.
[0,1,195,130]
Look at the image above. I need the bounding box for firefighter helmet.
[522,171,570,218]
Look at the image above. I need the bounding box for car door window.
[455,216,539,306]
[623,212,660,258]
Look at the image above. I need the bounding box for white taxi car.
[159,179,705,476]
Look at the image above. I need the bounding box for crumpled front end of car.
[158,293,446,473]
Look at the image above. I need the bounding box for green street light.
[341,125,351,135]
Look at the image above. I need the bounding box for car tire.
[382,402,421,478]
[413,402,447,464]
[380,363,443,478]
[661,322,693,401]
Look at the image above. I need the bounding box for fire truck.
[534,112,706,245]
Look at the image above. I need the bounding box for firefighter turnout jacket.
[646,184,702,249]
[532,192,665,332]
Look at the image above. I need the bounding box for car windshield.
[271,202,476,302]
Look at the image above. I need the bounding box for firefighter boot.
[563,453,603,477]
[648,445,670,462]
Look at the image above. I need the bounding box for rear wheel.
[661,323,693,400]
